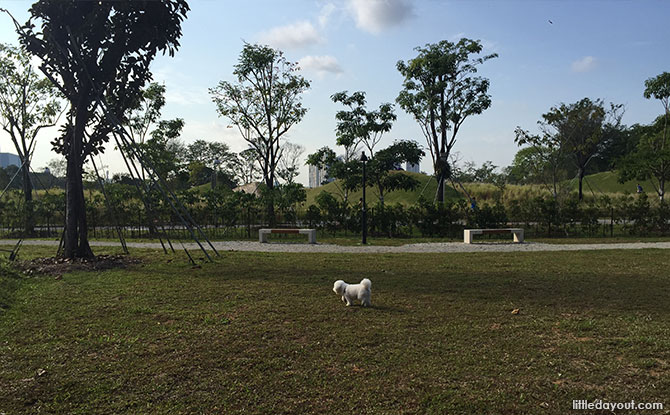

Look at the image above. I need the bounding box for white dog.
[333,278,371,307]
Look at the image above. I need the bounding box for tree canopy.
[19,0,189,258]
[0,42,61,234]
[331,90,396,158]
[210,42,310,224]
[396,38,497,202]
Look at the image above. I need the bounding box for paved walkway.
[2,239,670,254]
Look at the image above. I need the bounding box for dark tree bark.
[63,104,93,258]
[20,159,35,236]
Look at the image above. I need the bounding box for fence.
[1,188,668,240]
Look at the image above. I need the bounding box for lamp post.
[360,151,368,244]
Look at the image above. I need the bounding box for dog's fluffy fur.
[333,278,371,307]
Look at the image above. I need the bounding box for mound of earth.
[16,255,141,278]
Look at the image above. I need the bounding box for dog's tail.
[360,278,371,290]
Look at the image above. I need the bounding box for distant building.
[0,152,20,169]
[405,162,420,173]
[308,164,332,188]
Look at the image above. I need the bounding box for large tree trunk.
[578,167,585,201]
[21,159,35,236]
[62,106,94,259]
[63,155,94,259]
[436,175,445,203]
[265,177,276,227]
[434,151,448,204]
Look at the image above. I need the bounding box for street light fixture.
[360,151,368,245]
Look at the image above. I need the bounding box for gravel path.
[2,239,670,254]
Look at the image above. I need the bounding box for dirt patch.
[16,255,141,278]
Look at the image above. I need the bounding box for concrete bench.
[259,228,317,244]
[464,228,524,244]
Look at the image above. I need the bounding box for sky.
[1,0,669,185]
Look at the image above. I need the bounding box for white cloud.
[348,0,414,34]
[571,56,598,73]
[165,89,209,107]
[257,21,323,50]
[318,3,337,28]
[298,55,344,78]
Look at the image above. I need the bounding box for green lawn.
[1,247,669,414]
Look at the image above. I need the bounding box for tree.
[233,148,262,186]
[139,118,186,188]
[126,82,167,180]
[639,72,670,198]
[185,140,235,170]
[184,139,237,188]
[542,98,622,200]
[514,126,570,199]
[366,140,424,208]
[0,43,61,235]
[306,146,359,203]
[127,82,166,145]
[505,146,552,185]
[644,72,670,136]
[210,43,310,226]
[618,117,670,201]
[331,90,396,158]
[20,0,189,258]
[276,141,304,184]
[46,157,66,177]
[397,38,497,202]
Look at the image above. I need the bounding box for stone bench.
[464,228,524,244]
[259,228,317,244]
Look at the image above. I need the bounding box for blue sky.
[1,0,669,185]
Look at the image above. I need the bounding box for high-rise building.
[309,164,326,188]
[405,161,420,173]
[0,152,21,169]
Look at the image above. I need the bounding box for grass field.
[1,246,669,414]
[303,170,663,208]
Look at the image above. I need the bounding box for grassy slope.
[305,170,661,207]
[564,171,657,195]
[305,172,462,207]
[1,246,669,414]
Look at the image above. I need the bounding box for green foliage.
[276,142,305,185]
[0,42,61,160]
[410,197,460,237]
[210,43,310,190]
[20,0,189,258]
[137,118,186,187]
[397,38,498,198]
[127,82,166,144]
[304,204,322,229]
[469,202,508,229]
[366,140,424,207]
[331,90,396,157]
[276,182,307,224]
[0,42,62,235]
[644,72,670,109]
[315,191,345,234]
[210,42,310,225]
[516,98,623,200]
[617,116,670,200]
[22,0,190,159]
